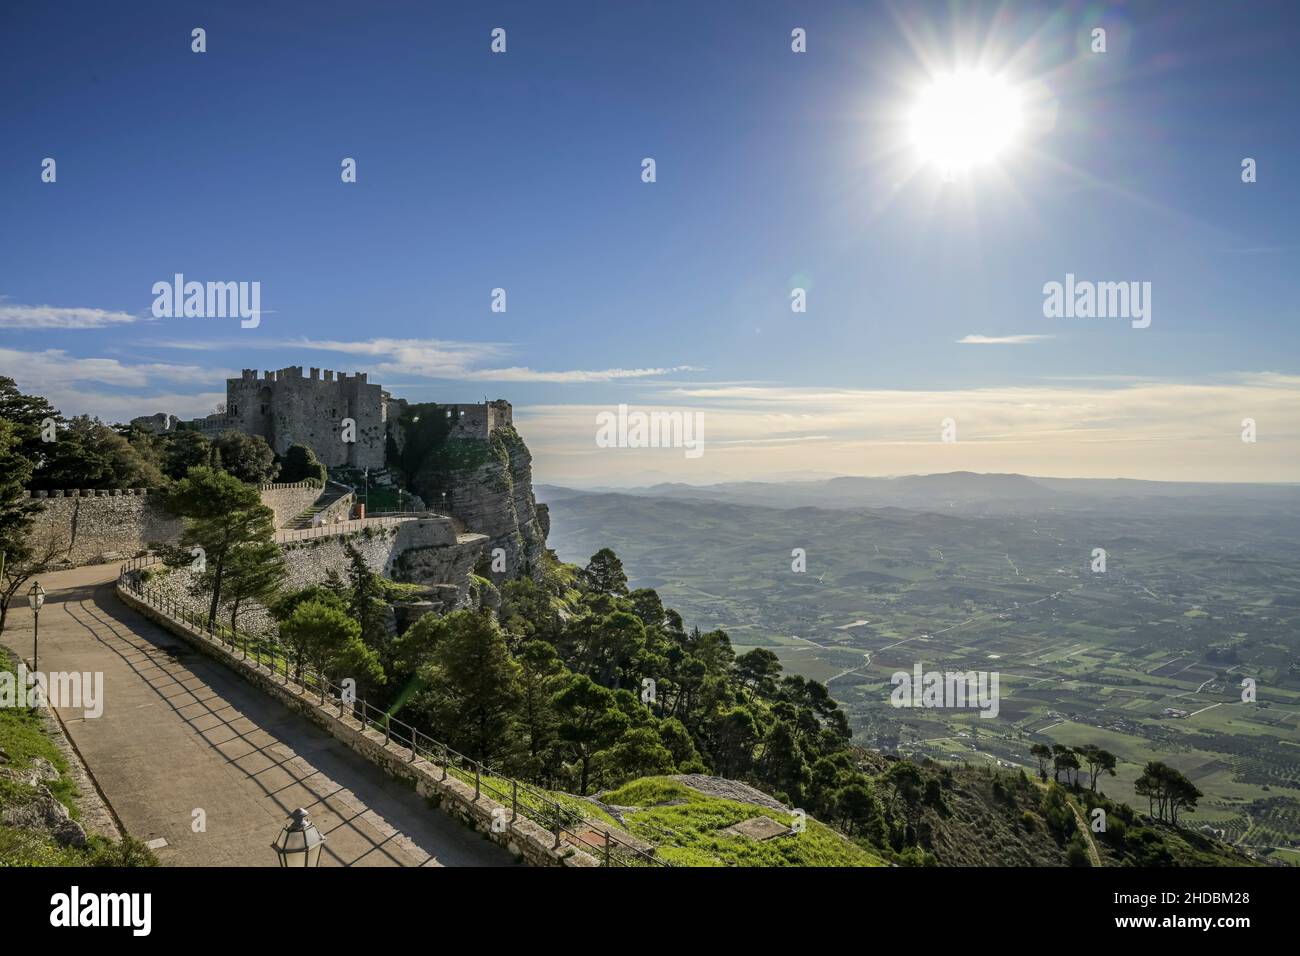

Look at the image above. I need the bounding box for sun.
[908,71,1023,173]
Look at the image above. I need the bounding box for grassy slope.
[0,654,155,867]
[573,757,1262,867]
[596,777,887,867]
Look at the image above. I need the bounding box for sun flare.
[908,71,1023,172]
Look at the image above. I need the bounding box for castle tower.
[225,367,387,469]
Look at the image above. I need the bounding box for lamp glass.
[272,808,325,867]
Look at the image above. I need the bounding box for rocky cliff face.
[401,419,548,580]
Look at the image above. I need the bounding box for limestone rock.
[0,785,88,848]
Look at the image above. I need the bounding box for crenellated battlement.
[226,366,387,470]
[239,367,370,385]
[29,487,154,498]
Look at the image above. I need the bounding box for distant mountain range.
[538,471,1300,517]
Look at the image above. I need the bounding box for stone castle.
[55,366,543,590]
[225,367,390,469]
[157,366,515,473]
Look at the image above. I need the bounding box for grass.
[597,777,887,867]
[0,653,157,867]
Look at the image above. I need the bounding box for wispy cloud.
[141,335,701,384]
[0,348,231,421]
[958,334,1052,345]
[522,375,1300,485]
[0,304,144,329]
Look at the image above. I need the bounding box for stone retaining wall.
[24,489,181,567]
[116,583,598,868]
[278,517,487,608]
[23,483,329,567]
[257,482,326,528]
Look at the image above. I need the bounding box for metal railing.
[115,563,666,867]
[273,515,415,544]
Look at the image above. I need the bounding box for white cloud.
[520,376,1300,485]
[459,365,704,383]
[958,334,1052,345]
[0,304,143,329]
[0,348,232,422]
[143,335,701,384]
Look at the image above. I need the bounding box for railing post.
[604,831,612,867]
[441,743,449,780]
[384,714,391,744]
[511,780,518,823]
[410,732,417,762]
[474,762,481,799]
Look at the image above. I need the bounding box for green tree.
[0,377,60,471]
[272,583,347,622]
[416,611,521,763]
[512,639,563,776]
[345,543,386,645]
[553,673,627,794]
[883,761,927,846]
[707,705,760,778]
[1051,744,1076,785]
[33,416,164,490]
[628,587,665,630]
[584,610,646,688]
[834,780,886,841]
[167,466,276,627]
[219,536,285,635]
[581,548,628,596]
[1135,761,1201,825]
[657,716,705,772]
[278,600,379,689]
[160,430,211,481]
[1030,743,1053,781]
[734,648,782,702]
[600,725,675,784]
[0,419,62,635]
[278,443,326,486]
[212,430,278,484]
[1076,744,1118,794]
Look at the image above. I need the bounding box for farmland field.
[544,477,1300,861]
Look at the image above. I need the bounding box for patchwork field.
[546,486,1300,862]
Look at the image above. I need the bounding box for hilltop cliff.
[388,404,548,580]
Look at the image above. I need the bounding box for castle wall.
[227,367,386,470]
[25,483,331,567]
[24,490,181,566]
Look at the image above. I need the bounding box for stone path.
[1,563,515,867]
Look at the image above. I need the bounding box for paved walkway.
[1,563,515,867]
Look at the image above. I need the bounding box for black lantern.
[271,808,326,867]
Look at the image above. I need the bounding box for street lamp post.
[271,808,326,867]
[27,581,45,672]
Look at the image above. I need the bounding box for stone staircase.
[286,484,353,529]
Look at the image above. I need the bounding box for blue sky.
[2,0,1298,484]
